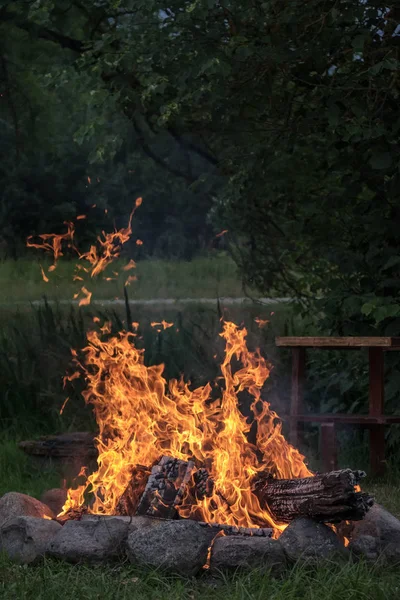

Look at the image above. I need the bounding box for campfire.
[0,202,384,573]
[57,319,372,538]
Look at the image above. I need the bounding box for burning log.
[136,456,196,519]
[116,465,151,516]
[197,521,272,537]
[253,468,373,524]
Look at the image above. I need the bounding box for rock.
[279,518,348,563]
[127,519,215,576]
[210,535,286,575]
[0,516,61,564]
[0,492,55,528]
[81,514,163,532]
[48,517,129,562]
[349,535,379,562]
[40,489,67,517]
[350,504,400,564]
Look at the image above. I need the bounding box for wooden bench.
[275,337,400,475]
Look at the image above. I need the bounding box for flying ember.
[27,201,312,536]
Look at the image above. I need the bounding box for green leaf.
[361,302,376,316]
[369,152,392,170]
[383,256,400,271]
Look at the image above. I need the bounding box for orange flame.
[78,287,92,306]
[123,259,136,271]
[78,205,138,278]
[60,397,70,415]
[151,320,174,330]
[40,266,49,283]
[255,317,269,329]
[27,222,75,275]
[124,275,137,287]
[61,321,311,533]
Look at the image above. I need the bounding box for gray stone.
[349,535,380,562]
[127,519,215,576]
[0,492,55,528]
[210,535,286,575]
[279,518,348,563]
[350,504,400,564]
[81,514,163,532]
[48,517,129,562]
[40,489,67,517]
[0,516,61,564]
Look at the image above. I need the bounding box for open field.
[0,256,257,304]
[1,438,400,600]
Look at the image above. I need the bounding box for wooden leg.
[320,423,337,472]
[370,426,386,476]
[290,348,305,447]
[369,347,386,475]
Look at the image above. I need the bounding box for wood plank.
[286,414,400,424]
[276,336,400,348]
[369,347,384,417]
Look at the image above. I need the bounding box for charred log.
[136,456,195,519]
[198,521,272,537]
[253,468,373,524]
[192,468,214,501]
[116,465,151,516]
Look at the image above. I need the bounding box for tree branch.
[132,117,197,183]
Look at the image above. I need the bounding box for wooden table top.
[276,336,400,348]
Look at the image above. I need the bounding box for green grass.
[0,255,253,303]
[1,438,400,598]
[1,557,399,600]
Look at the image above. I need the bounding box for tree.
[1,1,399,321]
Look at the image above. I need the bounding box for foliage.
[2,1,398,311]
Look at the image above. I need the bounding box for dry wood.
[253,468,374,523]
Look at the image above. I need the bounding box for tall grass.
[0,255,251,303]
[0,298,291,437]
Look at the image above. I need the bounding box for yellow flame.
[61,321,311,535]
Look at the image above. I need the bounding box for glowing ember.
[27,221,75,273]
[60,321,312,534]
[78,287,92,307]
[254,317,269,329]
[151,320,174,330]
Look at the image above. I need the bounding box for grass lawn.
[1,438,400,599]
[0,255,256,303]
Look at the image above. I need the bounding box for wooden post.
[320,423,337,472]
[290,348,306,447]
[369,347,385,476]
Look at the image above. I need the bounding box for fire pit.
[3,321,400,573]
[3,197,398,573]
